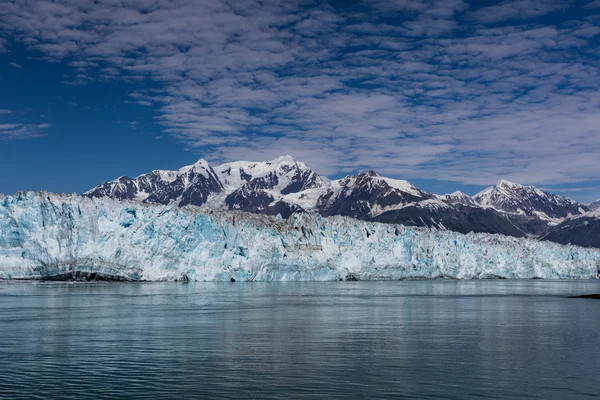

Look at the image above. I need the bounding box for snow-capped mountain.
[473,180,587,220]
[439,191,477,206]
[86,156,326,217]
[589,199,600,211]
[84,156,597,247]
[215,156,327,216]
[85,159,223,207]
[316,170,433,219]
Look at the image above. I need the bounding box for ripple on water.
[0,280,599,399]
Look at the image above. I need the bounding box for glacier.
[1,191,599,281]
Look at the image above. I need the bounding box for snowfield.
[1,191,598,281]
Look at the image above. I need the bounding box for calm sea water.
[0,280,599,399]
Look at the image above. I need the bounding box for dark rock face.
[280,167,323,195]
[84,160,224,208]
[262,201,306,219]
[541,216,600,248]
[225,187,275,213]
[474,180,587,219]
[146,163,224,207]
[244,172,280,191]
[85,176,138,200]
[143,175,187,205]
[134,172,177,203]
[373,204,529,237]
[224,194,304,219]
[240,170,252,182]
[317,171,432,219]
[177,168,224,207]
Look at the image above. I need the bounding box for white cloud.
[0,123,47,139]
[469,0,569,23]
[0,124,21,130]
[0,0,598,188]
[584,0,600,8]
[8,61,22,68]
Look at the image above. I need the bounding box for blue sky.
[1,0,599,202]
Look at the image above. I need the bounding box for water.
[0,281,599,399]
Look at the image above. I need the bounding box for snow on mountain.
[2,191,598,281]
[373,198,534,238]
[84,157,599,246]
[473,180,587,219]
[216,155,325,193]
[215,156,328,215]
[440,191,476,206]
[316,170,433,219]
[542,208,600,248]
[85,159,223,207]
[86,156,327,217]
[589,199,600,211]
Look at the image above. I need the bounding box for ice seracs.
[1,191,598,281]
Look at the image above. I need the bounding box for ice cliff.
[1,191,598,281]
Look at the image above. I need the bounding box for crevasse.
[0,191,598,281]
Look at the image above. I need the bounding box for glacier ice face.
[0,191,599,281]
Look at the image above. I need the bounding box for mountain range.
[84,156,600,249]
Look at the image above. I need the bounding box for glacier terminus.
[1,191,598,281]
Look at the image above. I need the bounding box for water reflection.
[0,281,599,399]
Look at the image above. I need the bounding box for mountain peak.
[176,158,216,180]
[176,158,211,172]
[496,179,522,188]
[474,180,585,219]
[271,155,296,164]
[84,155,587,228]
[443,190,470,199]
[441,191,475,205]
[192,158,211,168]
[589,199,600,211]
[195,157,209,164]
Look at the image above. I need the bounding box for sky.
[0,0,599,202]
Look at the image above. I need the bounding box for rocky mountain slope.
[84,156,596,247]
[86,156,325,218]
[541,211,600,248]
[473,180,586,220]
